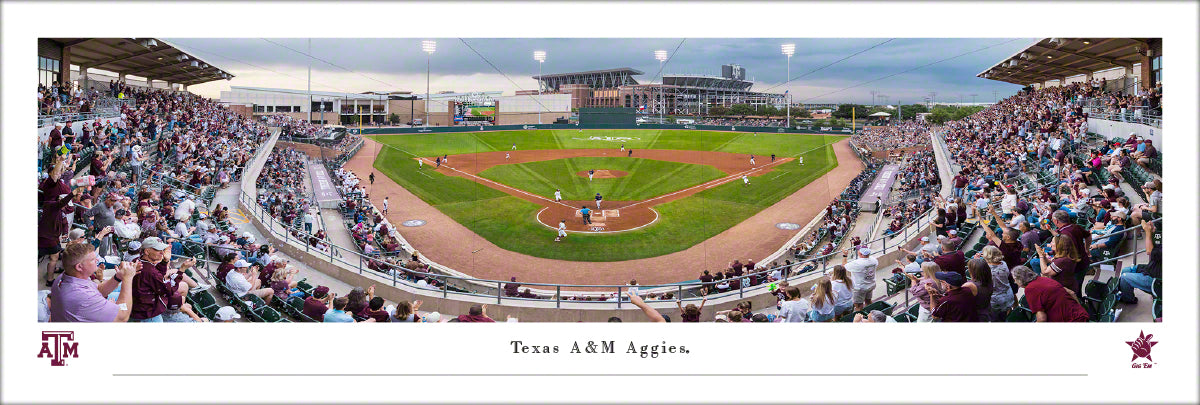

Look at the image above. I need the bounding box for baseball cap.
[312,286,330,298]
[949,229,957,235]
[858,248,872,256]
[242,232,252,238]
[935,271,966,287]
[68,228,85,240]
[920,236,929,242]
[234,260,251,268]
[141,237,170,251]
[215,306,241,321]
[167,294,183,310]
[127,241,142,251]
[937,235,947,240]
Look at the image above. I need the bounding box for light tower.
[655,50,668,124]
[422,40,436,127]
[782,43,795,128]
[534,50,546,124]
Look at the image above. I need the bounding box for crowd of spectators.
[696,117,785,127]
[1075,77,1162,118]
[851,121,931,152]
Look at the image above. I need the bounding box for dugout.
[579,107,636,126]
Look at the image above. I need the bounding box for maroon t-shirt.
[302,297,328,321]
[932,287,977,322]
[130,260,171,320]
[1058,224,1091,262]
[456,314,495,322]
[998,241,1024,270]
[933,251,967,276]
[366,309,390,323]
[1023,277,1089,322]
[1049,257,1080,298]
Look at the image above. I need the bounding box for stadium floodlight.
[534,51,546,124]
[654,50,668,123]
[782,43,795,128]
[422,40,436,127]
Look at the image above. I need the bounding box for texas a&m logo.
[37,331,78,366]
[1126,330,1157,369]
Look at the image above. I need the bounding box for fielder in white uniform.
[742,175,750,186]
[556,220,567,241]
[554,189,562,202]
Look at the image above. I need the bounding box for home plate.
[602,210,620,217]
[590,222,606,227]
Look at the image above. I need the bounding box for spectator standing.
[962,258,995,322]
[931,272,976,322]
[807,278,837,322]
[841,247,878,311]
[777,286,810,323]
[981,246,1016,319]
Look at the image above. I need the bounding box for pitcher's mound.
[576,169,628,179]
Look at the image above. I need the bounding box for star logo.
[1126,330,1157,362]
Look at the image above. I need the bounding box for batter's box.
[602,210,620,218]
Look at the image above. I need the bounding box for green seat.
[1093,313,1116,322]
[893,313,916,322]
[905,303,920,318]
[1006,308,1035,322]
[862,301,895,316]
[1151,278,1161,298]
[296,279,314,297]
[241,293,268,312]
[884,276,910,296]
[839,311,864,323]
[256,306,284,322]
[1152,299,1161,320]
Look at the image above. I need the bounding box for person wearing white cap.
[841,247,879,312]
[214,306,241,322]
[946,229,963,249]
[226,258,275,305]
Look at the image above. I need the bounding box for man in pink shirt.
[50,244,136,322]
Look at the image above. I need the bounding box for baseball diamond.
[361,129,852,276]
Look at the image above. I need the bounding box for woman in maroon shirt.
[963,258,994,322]
[1037,235,1082,298]
[39,161,79,286]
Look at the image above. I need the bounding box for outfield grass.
[477,157,726,201]
[371,130,846,261]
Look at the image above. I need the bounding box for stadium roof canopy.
[534,67,643,91]
[663,74,753,91]
[49,38,233,86]
[978,38,1152,86]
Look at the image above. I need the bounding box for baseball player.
[382,197,389,215]
[798,156,804,165]
[419,159,423,168]
[595,192,603,209]
[621,143,625,152]
[443,154,448,164]
[506,153,510,160]
[750,155,756,166]
[556,219,567,241]
[554,188,562,202]
[435,156,442,168]
[742,175,750,186]
[369,172,375,185]
[580,206,592,224]
[771,153,776,162]
[588,169,595,181]
[511,142,517,150]
[627,149,633,157]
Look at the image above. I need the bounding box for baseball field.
[369,129,845,262]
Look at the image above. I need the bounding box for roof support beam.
[82,47,173,70]
[1030,45,1132,69]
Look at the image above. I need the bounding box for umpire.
[580,206,592,225]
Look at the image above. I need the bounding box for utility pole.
[307,38,312,124]
[870,90,877,106]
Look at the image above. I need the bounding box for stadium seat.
[1151,277,1161,298]
[1152,299,1161,320]
[256,306,284,323]
[862,301,895,316]
[1006,308,1035,322]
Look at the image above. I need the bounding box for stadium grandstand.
[37,37,1163,324]
[533,64,787,120]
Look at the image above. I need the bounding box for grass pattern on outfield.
[477,157,726,201]
[371,130,845,261]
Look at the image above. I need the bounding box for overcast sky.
[167,38,1033,104]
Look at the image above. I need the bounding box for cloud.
[172,38,1030,102]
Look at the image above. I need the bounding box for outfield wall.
[356,123,858,136]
